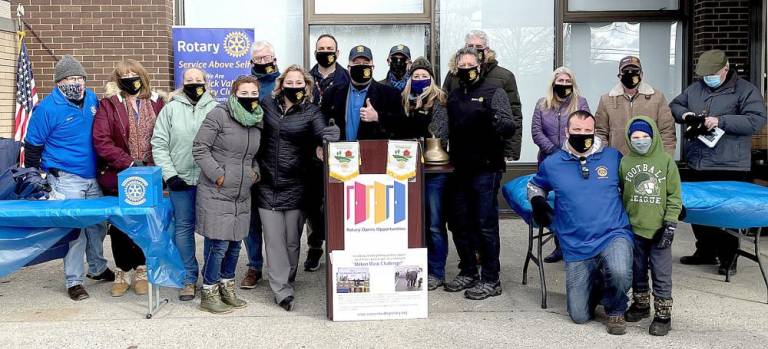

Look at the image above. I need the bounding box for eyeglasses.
[252,55,274,64]
[466,44,486,50]
[63,76,85,83]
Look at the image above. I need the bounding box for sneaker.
[67,285,90,301]
[679,254,718,265]
[110,270,130,297]
[444,274,478,292]
[464,280,502,300]
[543,247,563,263]
[606,315,627,335]
[87,268,115,282]
[427,275,444,291]
[304,248,323,271]
[278,296,295,311]
[179,283,196,301]
[240,269,262,289]
[133,265,148,295]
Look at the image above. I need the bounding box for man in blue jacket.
[527,110,633,335]
[24,55,113,301]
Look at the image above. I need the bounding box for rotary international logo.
[469,70,477,80]
[122,176,148,206]
[596,166,608,178]
[223,31,250,58]
[363,68,371,78]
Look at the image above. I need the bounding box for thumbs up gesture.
[359,98,379,123]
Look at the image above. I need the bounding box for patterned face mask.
[59,82,85,101]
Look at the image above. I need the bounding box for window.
[567,0,679,12]
[313,0,424,15]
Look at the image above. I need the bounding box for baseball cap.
[388,44,411,59]
[619,56,642,71]
[349,45,373,61]
[695,50,728,76]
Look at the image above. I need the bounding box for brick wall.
[0,30,15,138]
[10,0,175,99]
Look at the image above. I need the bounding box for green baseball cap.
[695,50,728,76]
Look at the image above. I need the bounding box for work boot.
[606,315,627,335]
[427,274,444,291]
[464,280,502,300]
[133,265,148,295]
[87,268,115,282]
[67,284,89,301]
[443,273,478,292]
[304,248,323,271]
[179,284,196,301]
[110,269,130,297]
[240,268,262,289]
[199,284,233,314]
[649,297,673,336]
[679,252,718,265]
[219,279,247,309]
[624,291,651,322]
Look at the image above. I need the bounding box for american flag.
[14,41,38,166]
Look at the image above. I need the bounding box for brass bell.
[424,134,449,166]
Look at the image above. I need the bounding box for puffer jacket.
[257,96,327,210]
[531,96,590,164]
[669,71,767,172]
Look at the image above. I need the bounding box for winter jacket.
[595,82,676,156]
[391,101,449,147]
[92,82,164,195]
[256,96,327,211]
[446,77,515,173]
[528,138,634,262]
[310,62,350,106]
[620,116,682,239]
[443,53,523,160]
[321,81,405,140]
[531,96,590,164]
[151,92,218,186]
[669,71,767,172]
[192,103,262,241]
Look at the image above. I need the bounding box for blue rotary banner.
[173,27,254,102]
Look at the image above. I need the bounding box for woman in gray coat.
[192,75,263,314]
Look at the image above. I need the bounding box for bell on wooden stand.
[423,132,449,166]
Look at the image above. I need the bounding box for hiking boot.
[240,268,262,289]
[649,297,673,336]
[179,283,196,301]
[110,269,130,297]
[543,247,563,263]
[606,315,627,335]
[219,279,247,309]
[624,291,651,322]
[427,275,444,291]
[679,253,718,265]
[464,280,502,300]
[87,268,115,282]
[67,284,89,301]
[444,274,478,292]
[718,259,738,276]
[199,284,233,314]
[304,248,323,271]
[278,296,295,311]
[133,265,148,295]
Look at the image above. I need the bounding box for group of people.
[21,27,766,333]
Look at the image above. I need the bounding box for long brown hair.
[111,59,152,99]
[401,70,446,114]
[274,64,314,102]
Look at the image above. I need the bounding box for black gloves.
[166,175,189,191]
[683,112,708,140]
[132,160,145,167]
[656,221,676,249]
[530,196,554,228]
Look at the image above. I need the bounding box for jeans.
[449,171,502,281]
[169,187,199,285]
[632,235,672,299]
[243,191,264,270]
[49,171,108,288]
[202,238,242,285]
[425,173,449,280]
[565,236,632,323]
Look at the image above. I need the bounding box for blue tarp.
[0,197,184,288]
[502,174,768,229]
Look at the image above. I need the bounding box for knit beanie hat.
[628,119,653,138]
[409,56,434,77]
[54,55,87,82]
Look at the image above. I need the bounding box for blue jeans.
[202,238,242,285]
[425,173,448,280]
[243,195,264,270]
[565,237,633,323]
[169,187,199,285]
[48,171,108,288]
[633,235,673,299]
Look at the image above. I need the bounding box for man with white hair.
[443,30,523,161]
[249,40,280,102]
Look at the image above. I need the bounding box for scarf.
[228,95,264,127]
[126,98,157,163]
[387,71,410,91]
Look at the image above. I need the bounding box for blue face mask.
[411,78,431,95]
[630,138,652,155]
[703,75,722,88]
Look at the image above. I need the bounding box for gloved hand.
[656,221,676,249]
[132,160,145,167]
[684,112,705,126]
[322,119,341,142]
[166,175,189,191]
[530,196,554,228]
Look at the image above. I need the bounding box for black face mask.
[183,83,206,103]
[457,66,480,85]
[389,57,408,78]
[553,84,573,99]
[283,86,305,104]
[118,77,142,95]
[237,96,260,113]
[620,71,641,89]
[315,51,336,68]
[568,133,595,153]
[251,61,277,76]
[350,64,373,84]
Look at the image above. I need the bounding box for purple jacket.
[531,96,590,164]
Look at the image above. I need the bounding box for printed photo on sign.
[395,265,423,292]
[343,174,408,252]
[336,267,370,294]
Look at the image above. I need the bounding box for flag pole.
[16,4,25,53]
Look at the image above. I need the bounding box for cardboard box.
[118,166,163,207]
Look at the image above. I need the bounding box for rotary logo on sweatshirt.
[623,163,666,205]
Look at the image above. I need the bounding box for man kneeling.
[527,110,633,335]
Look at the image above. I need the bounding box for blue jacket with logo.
[24,87,99,179]
[527,139,633,262]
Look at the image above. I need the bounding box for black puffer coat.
[256,96,327,210]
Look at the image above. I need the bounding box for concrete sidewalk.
[1,219,766,348]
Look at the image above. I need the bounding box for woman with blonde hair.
[530,66,590,263]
